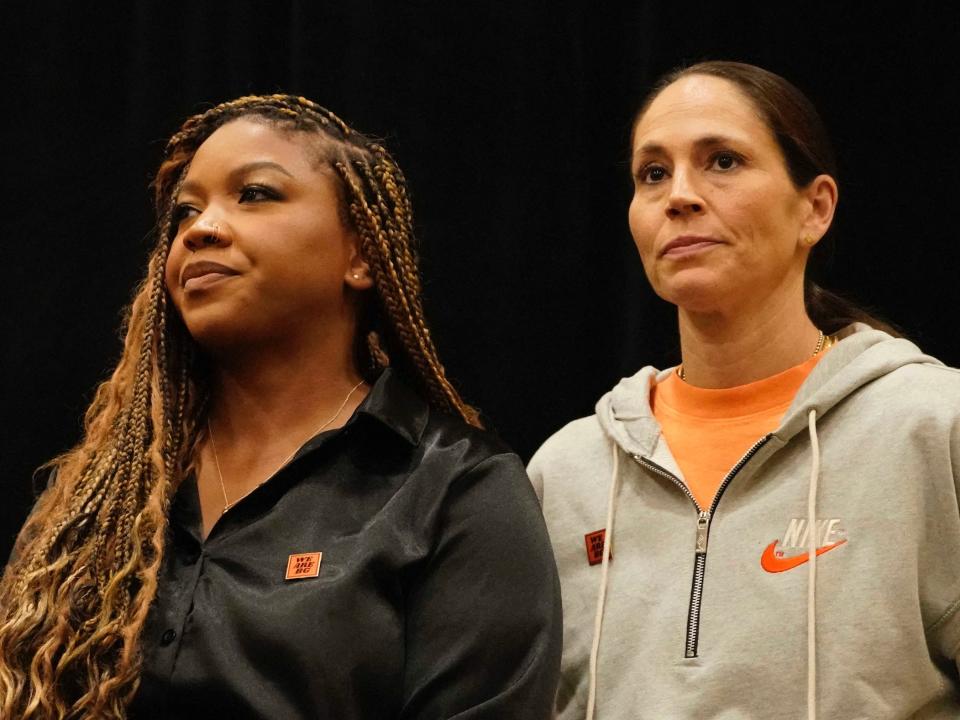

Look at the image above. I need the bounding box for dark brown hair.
[0,94,479,719]
[634,60,898,336]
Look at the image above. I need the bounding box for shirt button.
[160,629,177,645]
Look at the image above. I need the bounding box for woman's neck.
[677,289,820,389]
[206,330,367,446]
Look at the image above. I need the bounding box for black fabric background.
[3,2,958,560]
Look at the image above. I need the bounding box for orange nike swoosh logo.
[760,539,847,573]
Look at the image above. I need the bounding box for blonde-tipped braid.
[0,220,191,718]
[333,153,478,425]
[0,93,480,720]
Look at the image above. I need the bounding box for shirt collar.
[354,368,429,446]
[169,368,429,541]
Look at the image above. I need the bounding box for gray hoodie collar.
[595,324,941,456]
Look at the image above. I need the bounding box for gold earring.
[804,235,817,246]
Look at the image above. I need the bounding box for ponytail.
[804,281,902,338]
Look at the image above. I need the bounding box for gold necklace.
[678,330,832,382]
[207,379,365,515]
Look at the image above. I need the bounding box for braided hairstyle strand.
[0,94,477,719]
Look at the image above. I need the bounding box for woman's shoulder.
[527,414,609,485]
[868,358,960,409]
[533,413,606,457]
[887,358,960,382]
[362,369,520,471]
[409,409,543,511]
[420,408,518,466]
[868,363,960,439]
[812,327,960,416]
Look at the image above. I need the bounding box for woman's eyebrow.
[179,161,296,196]
[633,142,667,160]
[633,135,737,161]
[692,135,738,151]
[229,161,295,180]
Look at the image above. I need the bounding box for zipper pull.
[696,511,711,554]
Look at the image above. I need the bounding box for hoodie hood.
[595,324,941,457]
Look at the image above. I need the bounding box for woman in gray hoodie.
[530,61,960,719]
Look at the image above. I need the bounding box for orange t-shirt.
[650,353,825,510]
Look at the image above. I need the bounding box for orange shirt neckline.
[656,351,827,420]
[650,351,828,509]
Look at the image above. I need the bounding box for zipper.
[634,433,772,658]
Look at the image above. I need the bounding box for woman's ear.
[344,245,374,290]
[798,174,839,248]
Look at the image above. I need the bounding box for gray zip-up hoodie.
[528,325,960,719]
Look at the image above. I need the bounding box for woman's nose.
[181,216,231,252]
[665,169,704,218]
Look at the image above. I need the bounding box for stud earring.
[804,234,817,246]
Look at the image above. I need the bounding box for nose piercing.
[203,224,221,245]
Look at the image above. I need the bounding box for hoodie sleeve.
[925,404,960,670]
[399,452,562,719]
[527,455,545,505]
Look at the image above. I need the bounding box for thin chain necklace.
[207,379,365,515]
[678,329,833,382]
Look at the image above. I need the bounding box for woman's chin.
[654,276,732,314]
[182,315,260,355]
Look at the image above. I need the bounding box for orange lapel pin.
[286,552,322,580]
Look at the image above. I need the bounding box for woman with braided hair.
[0,95,561,719]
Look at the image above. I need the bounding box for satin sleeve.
[400,452,562,719]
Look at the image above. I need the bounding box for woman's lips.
[183,272,236,292]
[660,236,723,258]
[180,261,239,291]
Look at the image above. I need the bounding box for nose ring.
[203,224,221,245]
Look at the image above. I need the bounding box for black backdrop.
[3,2,959,560]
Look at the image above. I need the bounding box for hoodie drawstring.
[584,414,822,719]
[806,408,821,720]
[586,441,621,720]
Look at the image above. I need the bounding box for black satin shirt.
[129,369,562,719]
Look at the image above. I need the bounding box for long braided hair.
[0,94,480,719]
